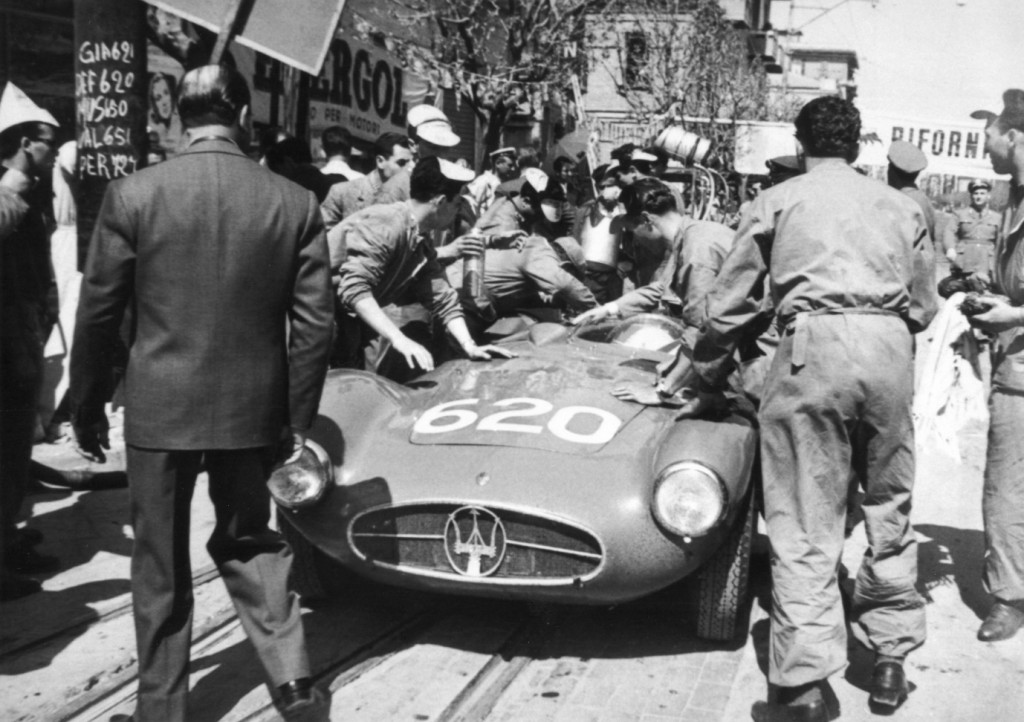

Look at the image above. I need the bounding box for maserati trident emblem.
[444,505,507,577]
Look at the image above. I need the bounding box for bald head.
[177,64,250,129]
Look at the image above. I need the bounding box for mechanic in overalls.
[336,156,513,377]
[680,97,937,721]
[572,179,734,350]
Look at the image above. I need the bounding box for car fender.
[652,415,758,527]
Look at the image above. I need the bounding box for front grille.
[349,503,603,583]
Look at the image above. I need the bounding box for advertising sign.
[858,112,997,179]
[147,0,347,75]
[307,36,414,147]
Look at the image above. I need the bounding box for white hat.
[438,157,475,183]
[0,82,59,135]
[407,104,460,147]
[521,167,549,195]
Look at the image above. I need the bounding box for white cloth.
[913,292,988,463]
[321,159,364,180]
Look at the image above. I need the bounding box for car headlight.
[652,461,726,539]
[267,440,333,510]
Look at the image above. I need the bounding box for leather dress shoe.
[108,714,133,722]
[978,601,1024,642]
[278,677,326,720]
[751,683,840,722]
[869,661,909,714]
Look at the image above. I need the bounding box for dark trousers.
[0,342,43,574]
[127,445,309,721]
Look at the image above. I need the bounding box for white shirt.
[321,158,365,180]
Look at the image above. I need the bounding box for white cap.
[521,167,549,194]
[407,104,460,147]
[438,157,475,183]
[0,82,59,135]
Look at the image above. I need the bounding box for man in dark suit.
[70,65,333,722]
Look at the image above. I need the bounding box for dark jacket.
[71,137,334,449]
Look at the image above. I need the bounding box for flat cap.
[887,140,928,174]
[968,179,992,192]
[971,88,1024,132]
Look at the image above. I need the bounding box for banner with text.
[858,112,997,179]
[307,35,426,151]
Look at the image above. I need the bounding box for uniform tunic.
[983,186,1024,603]
[943,205,1002,275]
[692,160,937,686]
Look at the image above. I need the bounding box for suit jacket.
[71,137,334,449]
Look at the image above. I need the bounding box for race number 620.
[413,397,622,445]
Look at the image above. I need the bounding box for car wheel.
[695,491,755,641]
[277,512,350,601]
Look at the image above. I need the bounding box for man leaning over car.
[335,156,515,376]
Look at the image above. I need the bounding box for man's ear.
[238,104,252,131]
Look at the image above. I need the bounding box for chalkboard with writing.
[74,0,147,268]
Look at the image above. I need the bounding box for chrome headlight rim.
[268,439,333,510]
[652,460,728,540]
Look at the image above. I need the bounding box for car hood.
[408,352,647,455]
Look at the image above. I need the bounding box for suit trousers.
[127,445,309,721]
[759,314,926,687]
[983,388,1024,603]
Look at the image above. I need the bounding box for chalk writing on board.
[76,39,140,179]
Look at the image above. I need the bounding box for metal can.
[464,246,486,299]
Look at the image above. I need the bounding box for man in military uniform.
[681,97,936,720]
[943,179,1001,276]
[887,139,937,242]
[963,89,1024,643]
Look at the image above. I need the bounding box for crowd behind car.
[3,67,1023,722]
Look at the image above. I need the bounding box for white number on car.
[413,397,623,445]
[477,397,553,434]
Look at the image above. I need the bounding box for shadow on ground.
[915,523,988,620]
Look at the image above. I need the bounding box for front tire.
[695,491,755,641]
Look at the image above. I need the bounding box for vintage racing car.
[271,315,759,641]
